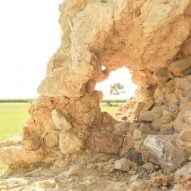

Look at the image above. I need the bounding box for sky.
[0,0,137,99]
[96,68,137,99]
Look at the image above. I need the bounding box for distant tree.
[110,83,125,95]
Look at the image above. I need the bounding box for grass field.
[0,103,118,141]
[0,103,30,174]
[0,102,118,174]
[101,106,118,116]
[0,103,30,142]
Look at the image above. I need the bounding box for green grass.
[0,103,30,141]
[0,163,7,174]
[101,106,118,117]
[0,103,30,175]
[0,103,117,142]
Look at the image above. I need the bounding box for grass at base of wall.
[0,102,118,174]
[0,103,30,174]
[101,106,118,117]
[0,103,117,141]
[0,103,30,141]
[0,164,7,175]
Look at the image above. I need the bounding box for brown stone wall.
[1,0,191,171]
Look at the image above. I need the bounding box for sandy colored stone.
[23,135,41,151]
[168,56,191,77]
[153,68,171,82]
[152,113,174,130]
[114,158,132,172]
[159,123,174,135]
[176,162,191,175]
[43,132,59,148]
[121,136,134,155]
[1,0,191,190]
[140,100,154,113]
[133,101,146,118]
[59,132,84,154]
[142,162,154,172]
[176,129,191,150]
[133,129,142,140]
[113,122,130,136]
[174,109,191,132]
[52,109,72,131]
[144,135,186,171]
[138,110,162,122]
[0,146,43,167]
[0,136,21,148]
[87,133,123,154]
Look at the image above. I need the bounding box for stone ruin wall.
[1,0,191,173]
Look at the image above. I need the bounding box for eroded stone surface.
[1,0,191,190]
[143,135,186,171]
[176,162,191,175]
[114,158,134,172]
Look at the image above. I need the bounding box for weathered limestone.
[59,132,83,154]
[143,135,186,171]
[168,56,191,77]
[52,109,72,131]
[1,0,191,190]
[138,110,162,122]
[0,146,44,167]
[176,162,191,175]
[87,133,123,154]
[114,158,134,172]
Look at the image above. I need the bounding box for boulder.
[138,110,162,122]
[154,68,171,82]
[59,132,83,154]
[0,146,43,167]
[133,129,142,140]
[152,112,174,130]
[176,129,191,150]
[1,0,191,189]
[23,135,42,151]
[123,148,143,165]
[159,123,174,135]
[141,100,154,113]
[133,102,146,118]
[43,132,59,149]
[143,135,186,171]
[120,136,134,155]
[52,109,72,131]
[168,56,191,77]
[176,162,191,175]
[87,133,123,154]
[114,158,133,172]
[174,109,191,132]
[142,162,154,172]
[113,122,130,136]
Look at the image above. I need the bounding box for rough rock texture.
[143,135,186,171]
[1,0,191,190]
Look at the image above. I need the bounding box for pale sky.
[96,68,137,99]
[0,0,137,99]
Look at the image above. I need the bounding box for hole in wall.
[101,65,107,72]
[95,67,137,117]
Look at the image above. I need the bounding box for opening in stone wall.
[95,67,137,118]
[1,1,191,189]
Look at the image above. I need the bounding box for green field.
[0,103,118,142]
[0,102,118,174]
[0,103,30,174]
[101,106,118,116]
[0,103,30,141]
